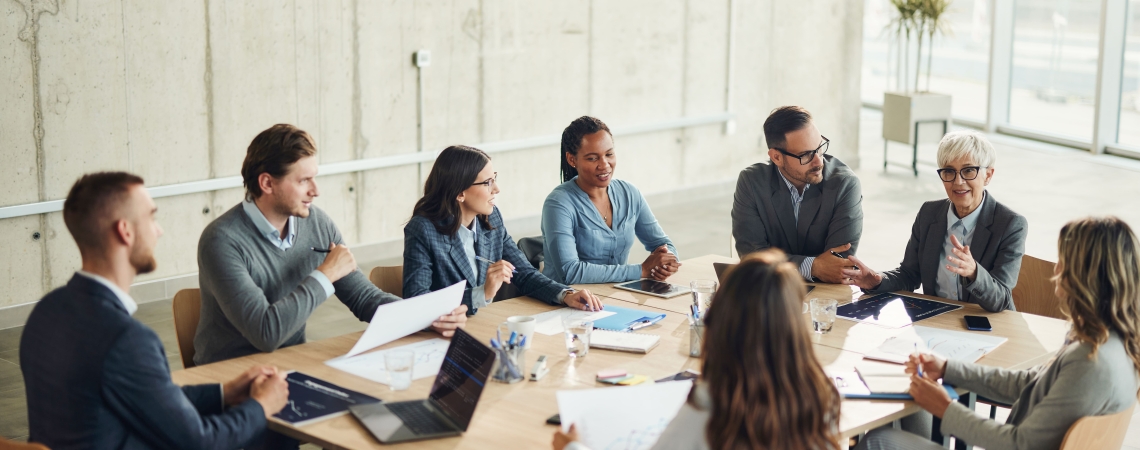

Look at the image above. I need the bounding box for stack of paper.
[864,325,1008,364]
[589,330,660,354]
[557,381,692,450]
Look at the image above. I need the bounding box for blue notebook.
[592,304,667,332]
[842,384,960,401]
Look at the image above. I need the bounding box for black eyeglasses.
[936,166,983,182]
[471,173,498,189]
[774,136,829,165]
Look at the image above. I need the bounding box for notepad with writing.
[589,329,660,353]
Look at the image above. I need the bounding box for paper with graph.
[557,380,692,450]
[865,325,1007,364]
[325,338,450,386]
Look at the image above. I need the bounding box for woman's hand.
[552,424,579,450]
[484,260,515,299]
[905,352,947,381]
[839,255,882,290]
[909,374,953,418]
[642,246,681,280]
[563,289,604,312]
[946,235,978,281]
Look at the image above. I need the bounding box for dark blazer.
[20,274,266,449]
[731,154,864,268]
[874,193,1027,312]
[403,207,567,314]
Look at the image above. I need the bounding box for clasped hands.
[642,245,681,281]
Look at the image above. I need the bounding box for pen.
[311,247,331,253]
[475,255,517,273]
[508,331,517,347]
[830,250,847,259]
[914,343,924,378]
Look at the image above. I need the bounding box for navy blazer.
[403,207,567,314]
[20,275,266,449]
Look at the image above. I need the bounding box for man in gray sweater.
[195,124,468,366]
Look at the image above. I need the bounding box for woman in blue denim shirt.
[541,116,681,285]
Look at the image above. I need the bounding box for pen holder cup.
[491,347,526,384]
[689,323,705,358]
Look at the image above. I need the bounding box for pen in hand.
[914,343,924,378]
[311,247,331,253]
[475,255,516,273]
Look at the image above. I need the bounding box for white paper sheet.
[325,338,450,385]
[344,280,465,358]
[864,325,1008,364]
[557,381,692,450]
[531,307,616,336]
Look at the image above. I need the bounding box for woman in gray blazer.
[857,216,1140,450]
[843,130,1026,312]
[553,250,843,450]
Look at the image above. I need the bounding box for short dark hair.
[763,106,813,150]
[241,124,317,200]
[412,145,495,237]
[63,172,145,251]
[560,116,612,182]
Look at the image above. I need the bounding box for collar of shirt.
[946,191,985,238]
[242,199,296,250]
[776,167,809,201]
[76,270,138,316]
[457,218,479,245]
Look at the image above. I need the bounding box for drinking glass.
[562,317,593,358]
[810,298,838,334]
[690,280,718,315]
[384,350,414,390]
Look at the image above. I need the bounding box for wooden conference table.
[170,255,1070,449]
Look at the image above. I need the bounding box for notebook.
[589,329,660,354]
[274,371,381,426]
[864,325,1008,364]
[830,361,960,401]
[592,305,667,332]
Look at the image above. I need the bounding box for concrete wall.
[0,0,863,312]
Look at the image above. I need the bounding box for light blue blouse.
[541,177,677,284]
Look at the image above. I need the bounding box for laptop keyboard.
[387,401,454,435]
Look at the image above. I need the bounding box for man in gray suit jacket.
[732,106,863,283]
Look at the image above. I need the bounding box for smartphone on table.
[964,315,992,331]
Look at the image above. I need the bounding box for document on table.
[343,280,465,358]
[532,307,616,335]
[325,339,450,386]
[864,325,1008,364]
[557,381,692,450]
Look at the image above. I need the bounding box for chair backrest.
[1059,402,1136,450]
[517,236,544,271]
[172,289,202,369]
[1011,255,1065,319]
[0,438,50,450]
[369,266,404,298]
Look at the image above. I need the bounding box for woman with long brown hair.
[858,216,1140,450]
[552,249,843,450]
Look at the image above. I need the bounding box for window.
[1117,1,1140,147]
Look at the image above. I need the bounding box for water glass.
[810,298,838,334]
[384,350,414,390]
[690,280,718,314]
[562,316,593,358]
[689,322,705,357]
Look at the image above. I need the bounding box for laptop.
[713,262,815,293]
[349,328,495,443]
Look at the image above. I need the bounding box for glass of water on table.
[562,316,593,358]
[385,350,415,390]
[690,280,718,315]
[809,298,838,334]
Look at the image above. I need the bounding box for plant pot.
[881,91,952,145]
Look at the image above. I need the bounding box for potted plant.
[882,0,953,165]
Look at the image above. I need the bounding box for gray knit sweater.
[193,203,400,365]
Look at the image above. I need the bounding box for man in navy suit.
[20,172,290,449]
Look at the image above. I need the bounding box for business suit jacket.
[403,207,567,314]
[20,275,266,450]
[874,193,1026,312]
[731,154,864,267]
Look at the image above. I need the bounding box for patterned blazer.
[403,207,567,314]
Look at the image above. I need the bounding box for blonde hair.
[936,130,996,168]
[1054,217,1140,375]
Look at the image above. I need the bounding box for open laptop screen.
[428,328,495,431]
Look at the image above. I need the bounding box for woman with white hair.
[843,130,1027,312]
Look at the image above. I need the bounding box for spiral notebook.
[589,329,660,354]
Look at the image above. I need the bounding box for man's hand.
[946,235,978,281]
[642,246,681,280]
[316,243,357,282]
[431,304,469,337]
[810,243,855,284]
[223,365,278,406]
[552,423,580,450]
[839,255,882,290]
[563,289,603,312]
[484,260,515,300]
[909,373,953,419]
[250,371,290,419]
